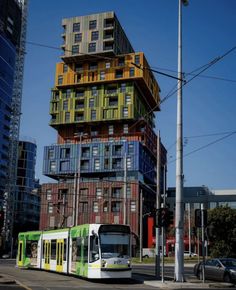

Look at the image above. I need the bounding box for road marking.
[15,280,32,290]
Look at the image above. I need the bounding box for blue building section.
[43,141,156,184]
[0,33,17,197]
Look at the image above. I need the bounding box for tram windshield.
[100,232,130,259]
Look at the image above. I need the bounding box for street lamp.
[73,132,88,226]
[174,0,188,282]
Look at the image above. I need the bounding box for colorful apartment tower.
[40,12,166,248]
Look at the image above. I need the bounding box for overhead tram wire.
[128,44,236,133]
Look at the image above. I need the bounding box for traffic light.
[156,208,169,228]
[168,210,174,226]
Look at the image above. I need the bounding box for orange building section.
[54,52,160,110]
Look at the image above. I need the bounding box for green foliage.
[208,205,236,258]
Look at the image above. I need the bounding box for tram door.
[56,239,64,272]
[17,241,23,267]
[44,240,50,270]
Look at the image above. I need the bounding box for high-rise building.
[0,0,28,250]
[40,12,166,249]
[15,138,40,235]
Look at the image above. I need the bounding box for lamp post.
[174,0,188,282]
[73,133,88,226]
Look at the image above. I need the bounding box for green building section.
[70,224,89,277]
[50,82,154,127]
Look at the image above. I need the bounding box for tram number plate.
[114,260,122,264]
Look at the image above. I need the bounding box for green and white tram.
[17,224,132,279]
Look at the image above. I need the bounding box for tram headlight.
[101,259,106,267]
[127,260,131,267]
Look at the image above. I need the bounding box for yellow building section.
[54,52,160,110]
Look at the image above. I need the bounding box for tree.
[208,205,236,258]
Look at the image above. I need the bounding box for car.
[194,258,236,283]
[184,251,198,258]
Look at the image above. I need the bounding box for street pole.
[139,189,143,262]
[188,203,191,255]
[75,134,82,226]
[155,130,161,278]
[123,151,127,225]
[174,0,188,282]
[201,203,205,283]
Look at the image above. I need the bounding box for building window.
[89,98,95,108]
[109,96,118,106]
[127,157,132,169]
[105,62,110,69]
[91,110,96,120]
[123,107,128,117]
[88,42,96,52]
[125,95,131,105]
[104,158,109,169]
[50,161,56,172]
[128,143,134,154]
[112,158,122,169]
[80,202,88,212]
[80,188,88,198]
[72,45,79,55]
[46,189,52,200]
[89,20,97,30]
[111,201,121,212]
[127,186,131,198]
[115,69,123,78]
[58,75,63,85]
[48,203,53,214]
[94,159,100,170]
[60,147,70,158]
[103,201,108,212]
[134,54,140,65]
[113,145,122,155]
[92,146,98,156]
[65,112,70,122]
[93,202,98,212]
[100,71,105,80]
[91,31,99,41]
[48,149,54,159]
[111,187,122,198]
[73,22,80,32]
[74,33,82,43]
[76,89,84,97]
[129,67,135,77]
[120,83,126,93]
[63,100,68,110]
[75,63,83,72]
[63,64,68,73]
[118,57,125,66]
[91,86,97,96]
[131,201,136,212]
[60,160,70,171]
[96,188,102,199]
[123,124,129,134]
[108,125,114,135]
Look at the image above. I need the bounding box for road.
[0,259,232,290]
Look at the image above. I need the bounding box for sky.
[20,0,236,190]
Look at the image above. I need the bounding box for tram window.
[83,237,88,263]
[51,240,56,259]
[43,241,45,258]
[89,235,99,262]
[72,238,77,262]
[26,240,38,258]
[63,239,67,261]
[76,237,82,262]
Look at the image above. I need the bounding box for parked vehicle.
[194,258,236,283]
[184,251,198,258]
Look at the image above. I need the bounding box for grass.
[132,256,199,264]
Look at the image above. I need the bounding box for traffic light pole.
[201,204,206,283]
[155,131,161,278]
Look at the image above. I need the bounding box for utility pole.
[175,0,188,282]
[155,131,161,278]
[123,151,127,225]
[188,203,191,255]
[139,189,143,262]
